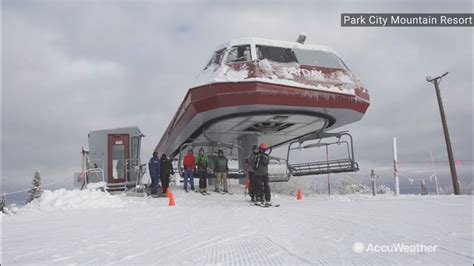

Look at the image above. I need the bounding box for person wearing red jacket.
[182,148,196,192]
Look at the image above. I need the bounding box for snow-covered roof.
[214,37,337,55]
[192,37,368,99]
[88,126,143,136]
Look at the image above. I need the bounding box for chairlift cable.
[2,176,73,197]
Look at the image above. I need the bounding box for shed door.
[107,134,130,183]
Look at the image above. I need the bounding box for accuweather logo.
[352,242,438,254]
[352,242,365,254]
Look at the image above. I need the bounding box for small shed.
[88,126,144,188]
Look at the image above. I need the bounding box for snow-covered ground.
[2,186,473,265]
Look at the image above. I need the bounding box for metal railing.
[86,168,105,183]
[125,158,141,183]
[268,156,291,182]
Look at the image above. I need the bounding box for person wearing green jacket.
[213,149,229,193]
[196,148,210,194]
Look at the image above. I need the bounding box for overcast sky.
[2,0,473,201]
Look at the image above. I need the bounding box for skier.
[254,144,271,206]
[196,147,210,194]
[213,149,229,193]
[148,151,161,195]
[248,145,259,202]
[182,148,196,192]
[160,154,174,195]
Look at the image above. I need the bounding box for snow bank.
[2,204,19,215]
[86,181,106,190]
[22,188,126,212]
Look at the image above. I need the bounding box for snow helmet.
[199,147,205,154]
[153,151,158,157]
[259,143,269,152]
[217,149,224,156]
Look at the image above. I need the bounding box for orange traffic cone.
[165,188,171,198]
[297,189,303,200]
[169,193,176,206]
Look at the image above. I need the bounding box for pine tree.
[1,195,5,213]
[26,171,42,204]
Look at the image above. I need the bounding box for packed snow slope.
[2,186,473,265]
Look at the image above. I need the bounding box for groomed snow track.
[2,187,473,265]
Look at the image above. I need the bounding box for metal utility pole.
[426,72,460,195]
[370,169,378,196]
[430,152,440,195]
[392,137,400,196]
[326,145,331,196]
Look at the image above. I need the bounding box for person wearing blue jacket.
[148,151,161,195]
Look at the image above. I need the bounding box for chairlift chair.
[286,131,359,176]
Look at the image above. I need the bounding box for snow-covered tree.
[377,184,393,194]
[1,195,5,213]
[26,171,42,204]
[337,180,371,195]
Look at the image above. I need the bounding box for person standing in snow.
[213,150,229,193]
[254,144,271,205]
[182,148,196,192]
[160,154,174,195]
[247,145,259,202]
[148,151,161,195]
[196,148,210,193]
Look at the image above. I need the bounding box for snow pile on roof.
[193,37,365,97]
[23,188,126,212]
[195,60,357,96]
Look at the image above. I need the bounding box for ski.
[212,190,231,195]
[150,194,167,198]
[252,202,280,208]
